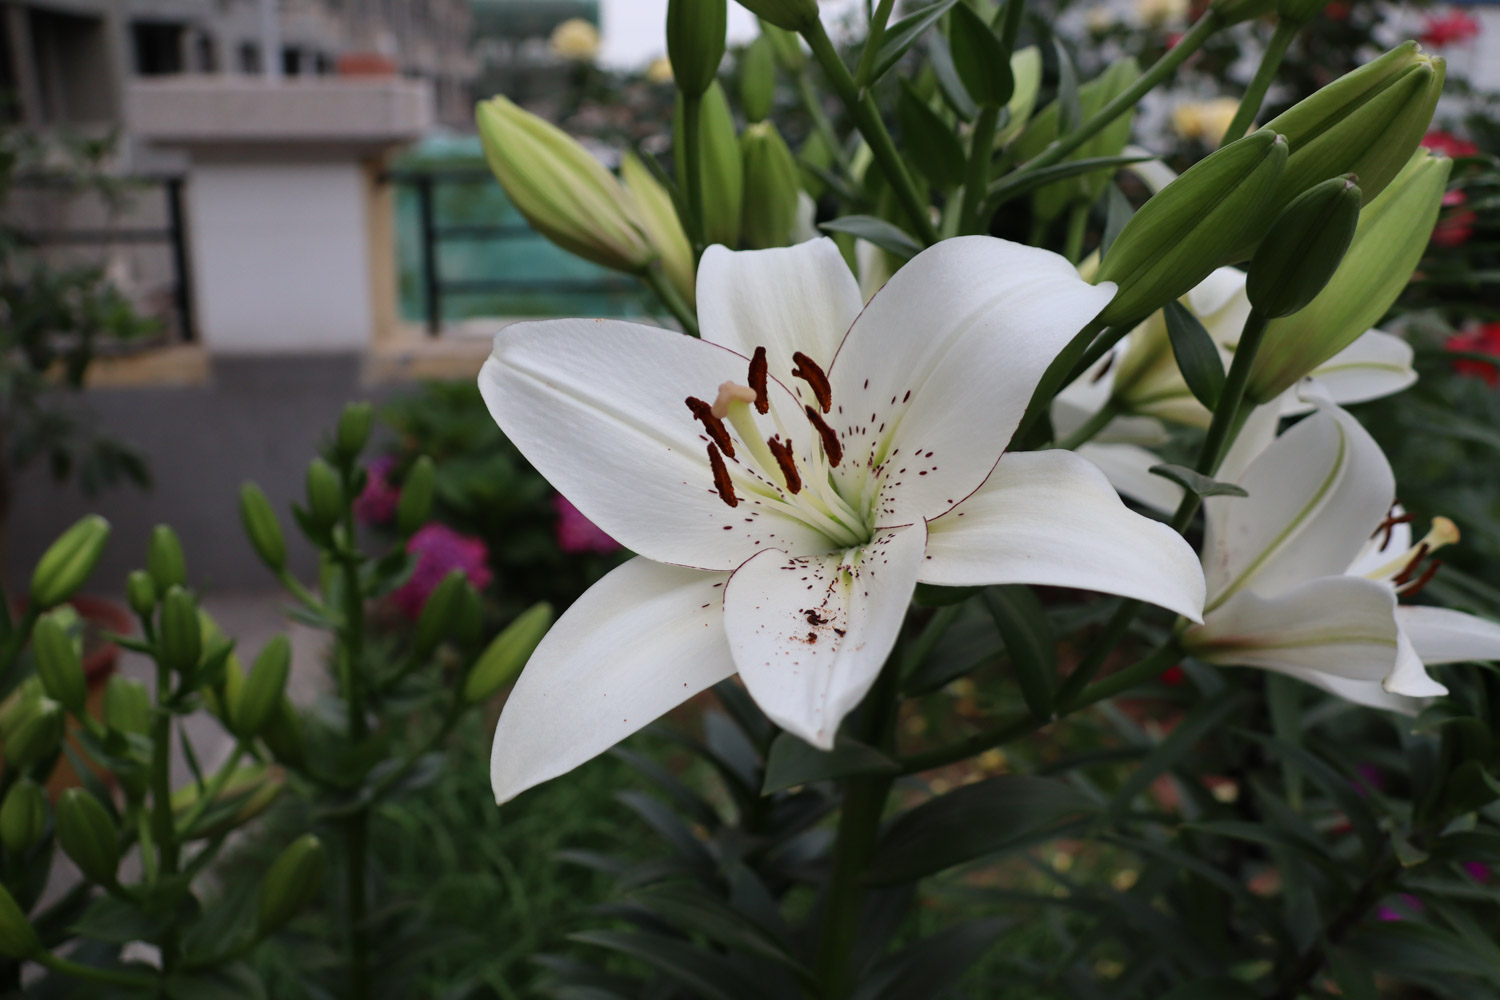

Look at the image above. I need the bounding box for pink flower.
[1447,324,1500,386]
[1420,11,1480,47]
[1463,861,1492,883]
[355,456,400,526]
[393,522,494,619]
[1422,131,1479,159]
[552,494,621,555]
[1378,893,1424,921]
[1431,188,1477,249]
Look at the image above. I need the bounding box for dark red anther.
[804,405,843,466]
[791,351,833,413]
[686,396,735,458]
[1391,543,1430,586]
[1091,352,1116,384]
[748,346,770,414]
[766,436,802,494]
[1371,506,1416,549]
[707,443,738,507]
[1402,559,1442,598]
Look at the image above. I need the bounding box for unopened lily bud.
[413,570,472,660]
[125,570,156,619]
[30,515,110,609]
[1261,43,1443,214]
[1095,130,1287,325]
[146,525,187,592]
[335,402,373,459]
[759,20,805,70]
[0,885,39,958]
[464,602,554,704]
[6,699,64,771]
[103,675,151,735]
[159,586,202,675]
[204,652,244,725]
[737,0,819,31]
[1246,174,1361,318]
[257,834,327,935]
[477,96,655,273]
[0,680,40,741]
[0,780,45,854]
[239,482,287,573]
[620,153,696,308]
[261,697,306,768]
[56,788,119,885]
[231,636,291,739]
[667,0,727,98]
[740,121,801,249]
[304,458,343,533]
[676,81,744,247]
[740,34,776,122]
[396,456,435,537]
[32,612,86,714]
[173,763,284,838]
[1211,0,1276,25]
[1247,149,1450,403]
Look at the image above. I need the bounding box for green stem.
[173,743,246,837]
[854,0,897,88]
[337,484,370,1000]
[33,950,157,990]
[898,714,1044,774]
[1053,398,1120,451]
[682,91,706,253]
[960,105,1000,235]
[1009,11,1221,180]
[1269,852,1399,1000]
[1062,201,1090,263]
[149,663,180,972]
[345,811,370,1000]
[1219,19,1298,148]
[795,70,853,174]
[803,20,940,245]
[642,267,700,337]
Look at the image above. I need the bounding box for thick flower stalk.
[480,237,1206,801]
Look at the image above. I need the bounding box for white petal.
[1304,330,1417,408]
[1077,442,1183,513]
[856,239,898,302]
[1215,400,1282,486]
[1397,605,1500,665]
[697,238,862,377]
[1184,576,1400,682]
[480,320,829,570]
[490,557,735,802]
[725,522,926,749]
[1346,512,1411,578]
[1203,401,1394,609]
[1124,149,1178,193]
[923,450,1204,620]
[1186,267,1249,332]
[1386,627,1448,697]
[829,237,1117,525]
[1287,672,1424,715]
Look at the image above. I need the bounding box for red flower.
[1446,323,1500,386]
[1324,0,1351,20]
[1420,10,1480,47]
[1431,188,1476,249]
[1422,130,1479,159]
[393,522,494,619]
[1160,663,1186,686]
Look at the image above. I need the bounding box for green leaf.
[1110,690,1246,810]
[868,776,1093,883]
[1183,820,1347,882]
[1162,300,1226,410]
[925,33,977,122]
[1158,980,1259,1000]
[1149,464,1248,499]
[568,930,768,1000]
[986,154,1153,210]
[982,586,1054,721]
[762,732,898,794]
[869,0,961,86]
[625,883,812,983]
[851,918,1010,1000]
[948,4,1013,108]
[819,215,922,260]
[1347,921,1500,984]
[164,963,266,1000]
[1328,946,1380,1000]
[70,895,174,944]
[1235,730,1383,859]
[1052,39,1082,136]
[897,81,967,189]
[1100,183,1133,262]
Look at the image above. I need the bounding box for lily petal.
[1287,672,1423,715]
[923,450,1204,620]
[1077,442,1183,514]
[490,557,735,803]
[725,522,926,749]
[830,237,1117,525]
[1203,401,1393,609]
[697,237,863,378]
[1397,605,1500,665]
[1184,575,1401,682]
[1386,627,1448,697]
[480,320,830,570]
[1296,330,1417,409]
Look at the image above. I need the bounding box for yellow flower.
[646,55,674,84]
[1171,97,1243,142]
[1136,0,1189,26]
[549,18,600,62]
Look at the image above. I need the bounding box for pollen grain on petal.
[685,396,736,458]
[748,346,770,414]
[707,443,739,507]
[767,436,803,494]
[804,405,843,466]
[791,351,833,413]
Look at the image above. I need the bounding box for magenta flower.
[393,522,494,619]
[355,456,400,526]
[552,494,621,555]
[1377,894,1424,921]
[1463,861,1492,883]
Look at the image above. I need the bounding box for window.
[132,21,185,76]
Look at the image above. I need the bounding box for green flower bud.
[56,788,120,885]
[738,0,819,31]
[103,675,151,735]
[0,885,39,959]
[173,763,284,839]
[1246,174,1361,318]
[740,121,801,249]
[476,96,655,273]
[1211,0,1276,26]
[1261,43,1443,215]
[740,34,776,123]
[675,81,744,247]
[396,455,436,537]
[304,458,343,533]
[260,697,306,768]
[257,834,327,935]
[1017,57,1140,223]
[0,679,41,741]
[125,570,157,619]
[237,482,286,574]
[759,20,805,71]
[6,699,64,771]
[31,612,86,714]
[464,602,554,704]
[620,153,696,309]
[1247,149,1450,403]
[413,570,472,660]
[0,779,46,854]
[1095,130,1288,326]
[667,0,727,98]
[231,636,291,739]
[203,652,243,724]
[335,402,373,459]
[146,524,187,592]
[30,515,110,609]
[159,586,202,675]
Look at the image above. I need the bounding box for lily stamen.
[767,436,802,494]
[804,406,843,466]
[707,444,738,508]
[685,396,736,458]
[791,351,833,413]
[748,346,770,414]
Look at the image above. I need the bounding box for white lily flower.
[480,236,1206,801]
[1180,392,1500,712]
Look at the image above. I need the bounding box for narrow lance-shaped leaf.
[819,215,922,260]
[982,586,1055,721]
[926,32,977,121]
[1149,464,1249,499]
[897,80,967,189]
[762,732,898,794]
[949,3,1013,108]
[868,0,961,86]
[1163,299,1226,410]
